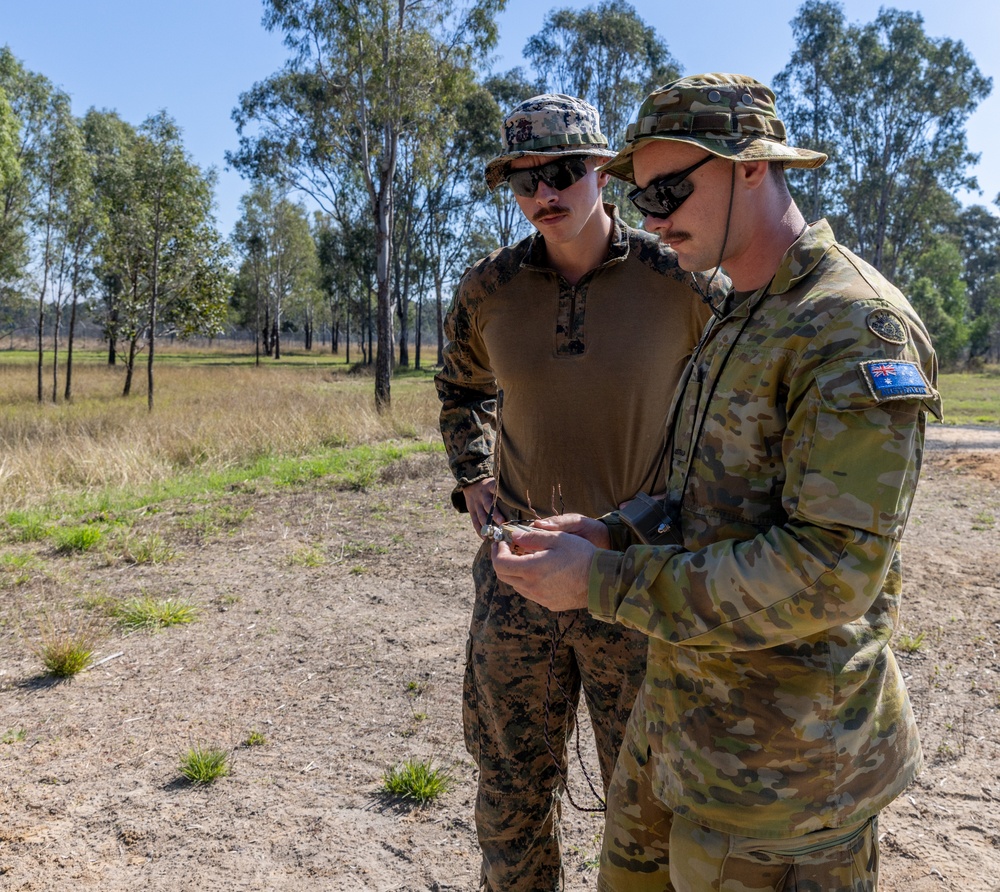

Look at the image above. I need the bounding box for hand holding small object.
[491,514,603,612]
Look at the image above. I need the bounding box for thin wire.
[543,615,606,813]
[485,389,504,530]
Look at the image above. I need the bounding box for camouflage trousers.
[598,720,879,892]
[465,540,647,892]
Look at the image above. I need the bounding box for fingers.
[530,515,609,549]
[530,513,588,531]
[463,477,504,535]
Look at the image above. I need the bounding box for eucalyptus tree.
[230,0,505,411]
[775,1,991,283]
[315,205,376,364]
[0,58,86,403]
[96,111,229,406]
[522,1,679,216]
[28,88,82,402]
[45,108,94,402]
[232,182,318,360]
[83,109,137,366]
[907,238,969,367]
[956,204,1000,362]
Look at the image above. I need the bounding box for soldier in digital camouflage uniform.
[434,94,719,891]
[492,73,943,892]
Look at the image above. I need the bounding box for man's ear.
[738,159,770,190]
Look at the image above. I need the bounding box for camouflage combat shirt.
[591,219,943,838]
[435,207,718,519]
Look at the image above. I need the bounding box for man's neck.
[544,205,613,285]
[724,204,807,292]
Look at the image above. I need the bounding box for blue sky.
[3,0,998,235]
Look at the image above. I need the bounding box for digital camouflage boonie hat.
[484,93,617,192]
[599,73,827,184]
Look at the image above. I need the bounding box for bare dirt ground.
[2,425,999,892]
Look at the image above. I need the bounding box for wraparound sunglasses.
[628,154,715,219]
[505,156,590,197]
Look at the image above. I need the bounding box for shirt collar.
[723,218,836,318]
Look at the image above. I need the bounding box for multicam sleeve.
[588,352,936,649]
[434,274,499,512]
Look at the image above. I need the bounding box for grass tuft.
[4,510,49,542]
[113,595,197,630]
[52,525,104,553]
[2,727,27,744]
[381,758,452,804]
[288,546,326,567]
[109,531,176,565]
[896,631,927,654]
[37,632,94,677]
[179,746,231,784]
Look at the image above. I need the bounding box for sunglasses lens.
[507,169,537,197]
[546,157,588,190]
[506,157,588,197]
[629,178,694,219]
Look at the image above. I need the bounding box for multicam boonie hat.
[484,93,617,192]
[599,73,827,184]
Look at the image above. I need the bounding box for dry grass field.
[0,350,440,509]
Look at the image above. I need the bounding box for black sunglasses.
[628,155,715,219]
[505,156,590,197]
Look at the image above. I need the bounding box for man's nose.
[643,213,669,234]
[534,181,561,202]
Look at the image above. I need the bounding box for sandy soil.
[1,425,999,891]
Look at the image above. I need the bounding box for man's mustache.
[533,206,570,223]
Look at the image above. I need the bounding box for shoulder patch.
[866,308,908,345]
[859,359,932,402]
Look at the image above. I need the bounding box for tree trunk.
[147,298,157,412]
[107,305,118,365]
[366,289,373,366]
[374,172,394,409]
[415,291,423,370]
[122,336,138,396]
[65,292,78,401]
[51,304,61,403]
[36,293,44,403]
[397,289,409,369]
[435,276,445,366]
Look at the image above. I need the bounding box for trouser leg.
[570,613,647,792]
[464,541,580,892]
[598,705,674,892]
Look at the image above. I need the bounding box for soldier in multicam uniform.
[493,74,943,892]
[434,94,719,891]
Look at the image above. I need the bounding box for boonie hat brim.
[599,134,826,185]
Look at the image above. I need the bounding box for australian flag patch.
[859,359,932,402]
